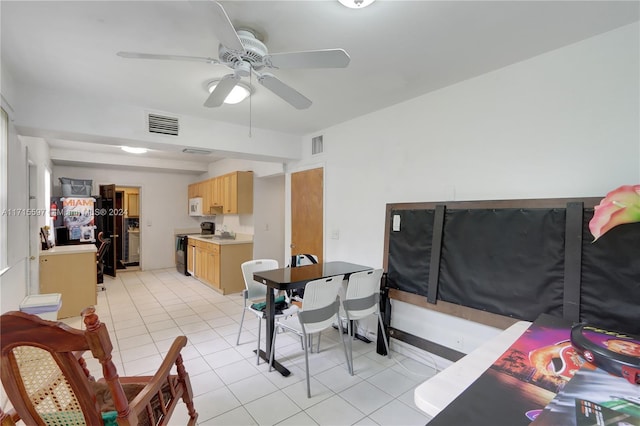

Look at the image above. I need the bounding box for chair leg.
[339,317,353,375]
[302,332,311,398]
[377,312,390,358]
[256,317,262,365]
[269,324,278,372]
[316,331,321,353]
[236,308,246,346]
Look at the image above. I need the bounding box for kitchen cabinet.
[209,177,223,211]
[187,171,253,215]
[127,193,139,217]
[190,238,252,294]
[220,171,253,214]
[39,245,97,319]
[188,183,198,200]
[120,188,139,218]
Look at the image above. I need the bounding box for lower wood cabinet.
[191,240,252,295]
[39,246,97,319]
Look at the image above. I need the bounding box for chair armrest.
[0,407,19,426]
[127,336,188,409]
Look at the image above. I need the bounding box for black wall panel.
[386,209,434,295]
[384,199,639,334]
[438,209,566,321]
[580,212,640,335]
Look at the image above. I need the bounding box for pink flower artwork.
[589,184,640,241]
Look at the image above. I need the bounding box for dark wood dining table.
[253,261,372,376]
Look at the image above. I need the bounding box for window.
[1,107,8,273]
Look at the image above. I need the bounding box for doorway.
[98,184,142,275]
[115,186,141,271]
[291,167,323,263]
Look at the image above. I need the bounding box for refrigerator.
[51,196,97,244]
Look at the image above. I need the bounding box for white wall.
[52,165,202,270]
[285,23,640,353]
[252,175,286,266]
[0,100,34,313]
[22,137,53,294]
[13,86,302,162]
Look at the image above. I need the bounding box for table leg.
[257,288,291,376]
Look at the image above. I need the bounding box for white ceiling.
[2,1,639,169]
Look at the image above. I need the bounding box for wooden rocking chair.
[0,307,197,426]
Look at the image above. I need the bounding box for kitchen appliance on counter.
[200,221,215,235]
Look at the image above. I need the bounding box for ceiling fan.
[117,1,350,110]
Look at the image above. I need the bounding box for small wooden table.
[254,261,372,376]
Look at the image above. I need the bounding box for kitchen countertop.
[187,233,253,245]
[41,244,97,256]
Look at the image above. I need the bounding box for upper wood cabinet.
[187,171,253,215]
[120,188,139,218]
[127,193,139,217]
[221,171,253,214]
[210,177,223,210]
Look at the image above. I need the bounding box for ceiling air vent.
[312,135,323,155]
[148,113,179,136]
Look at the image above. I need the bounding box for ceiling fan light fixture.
[338,0,375,9]
[121,146,148,154]
[207,80,252,104]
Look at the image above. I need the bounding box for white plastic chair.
[270,275,350,398]
[238,259,298,365]
[340,268,390,375]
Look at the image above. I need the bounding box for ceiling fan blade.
[117,51,219,64]
[204,73,240,108]
[258,73,312,110]
[210,1,244,52]
[265,49,351,69]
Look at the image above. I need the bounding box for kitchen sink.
[193,234,236,240]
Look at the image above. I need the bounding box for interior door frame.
[286,163,325,264]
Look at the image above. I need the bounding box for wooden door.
[115,191,124,266]
[291,167,323,263]
[99,184,117,277]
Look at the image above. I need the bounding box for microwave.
[189,197,203,216]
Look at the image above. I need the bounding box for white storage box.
[19,293,62,320]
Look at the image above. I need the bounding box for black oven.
[175,234,189,275]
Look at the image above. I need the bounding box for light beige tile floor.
[62,268,435,425]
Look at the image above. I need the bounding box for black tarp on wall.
[385,201,640,335]
[386,209,434,295]
[580,211,640,335]
[438,209,566,321]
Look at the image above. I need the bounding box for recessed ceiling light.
[207,81,252,104]
[338,0,375,8]
[121,146,148,154]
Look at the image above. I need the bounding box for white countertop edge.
[40,244,97,255]
[187,233,253,245]
[414,320,532,417]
